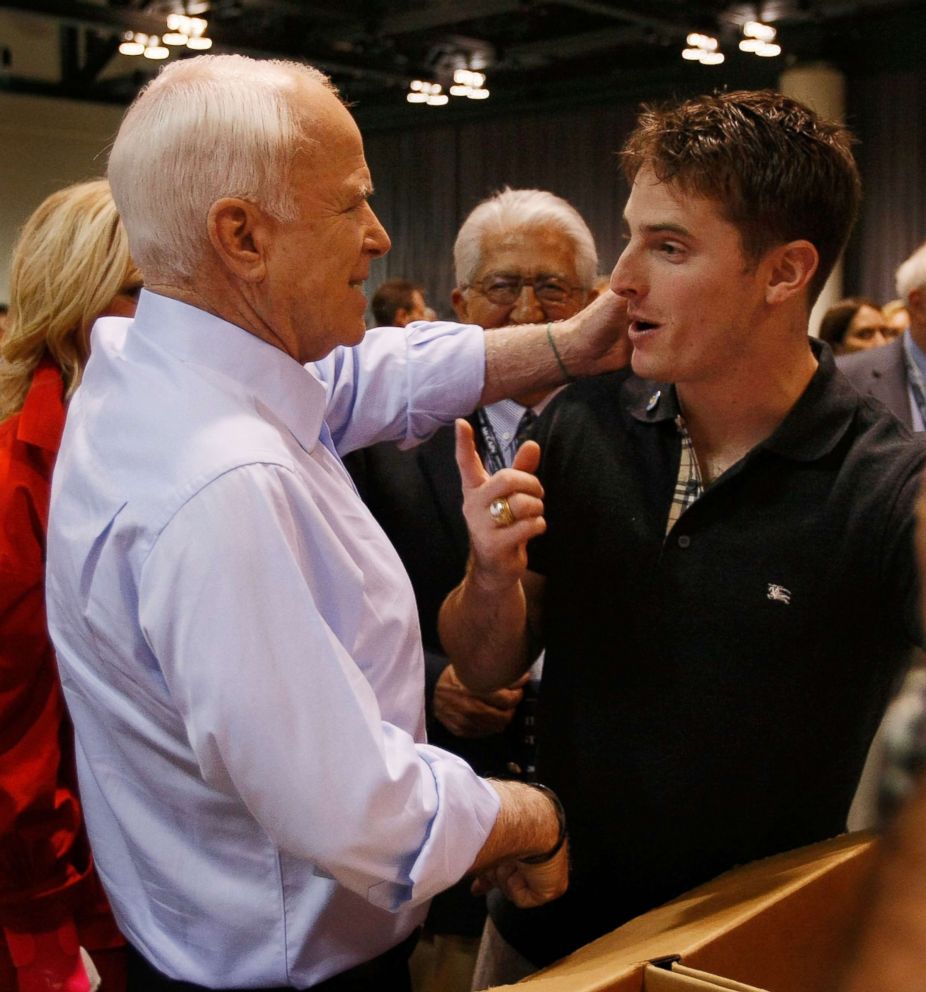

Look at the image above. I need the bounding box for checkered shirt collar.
[666,413,704,535]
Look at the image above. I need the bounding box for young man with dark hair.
[370,278,431,327]
[441,90,926,984]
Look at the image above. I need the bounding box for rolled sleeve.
[315,321,485,454]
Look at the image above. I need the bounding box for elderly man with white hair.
[45,55,627,991]
[839,242,926,429]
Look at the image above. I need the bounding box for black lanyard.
[475,408,507,474]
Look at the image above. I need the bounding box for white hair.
[453,188,598,290]
[108,54,335,282]
[896,242,926,304]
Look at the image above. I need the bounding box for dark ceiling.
[1,0,924,129]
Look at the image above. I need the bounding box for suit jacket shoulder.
[837,338,912,429]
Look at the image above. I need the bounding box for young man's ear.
[765,240,819,305]
[207,198,270,283]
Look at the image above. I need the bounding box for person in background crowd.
[819,295,893,355]
[371,278,434,327]
[440,89,926,987]
[45,55,628,991]
[884,297,912,335]
[346,187,606,992]
[840,243,926,429]
[0,179,141,992]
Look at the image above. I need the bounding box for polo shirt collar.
[125,289,327,453]
[760,339,857,461]
[625,338,857,462]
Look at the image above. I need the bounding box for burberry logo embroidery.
[767,584,792,605]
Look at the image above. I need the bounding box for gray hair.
[896,242,926,304]
[453,188,598,290]
[108,54,336,282]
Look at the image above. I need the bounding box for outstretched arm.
[480,291,629,406]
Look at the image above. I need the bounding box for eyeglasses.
[466,273,583,308]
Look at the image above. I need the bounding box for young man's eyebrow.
[641,222,690,237]
[620,217,691,237]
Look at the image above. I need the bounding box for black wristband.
[519,783,568,864]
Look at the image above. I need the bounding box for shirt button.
[678,535,691,548]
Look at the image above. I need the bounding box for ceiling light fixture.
[119,9,213,58]
[185,17,213,50]
[449,68,490,100]
[683,32,724,65]
[739,20,781,56]
[163,14,189,45]
[143,35,170,60]
[118,31,146,56]
[407,80,447,106]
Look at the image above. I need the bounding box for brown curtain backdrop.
[846,64,926,305]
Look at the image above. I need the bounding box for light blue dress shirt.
[46,291,500,987]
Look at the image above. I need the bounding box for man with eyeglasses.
[345,187,609,992]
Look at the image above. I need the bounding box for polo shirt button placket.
[678,534,691,548]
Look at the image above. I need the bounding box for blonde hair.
[0,179,138,419]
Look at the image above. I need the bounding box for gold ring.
[489,496,515,527]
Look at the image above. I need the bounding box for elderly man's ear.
[207,198,272,283]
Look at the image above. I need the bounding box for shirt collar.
[483,398,527,445]
[17,359,66,453]
[484,389,564,445]
[121,289,327,453]
[625,339,858,462]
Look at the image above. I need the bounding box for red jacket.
[0,361,122,951]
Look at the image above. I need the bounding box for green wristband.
[546,322,575,383]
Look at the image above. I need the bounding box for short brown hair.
[621,90,861,302]
[371,279,421,326]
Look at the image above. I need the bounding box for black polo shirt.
[491,342,926,965]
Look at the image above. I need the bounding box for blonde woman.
[0,180,141,992]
